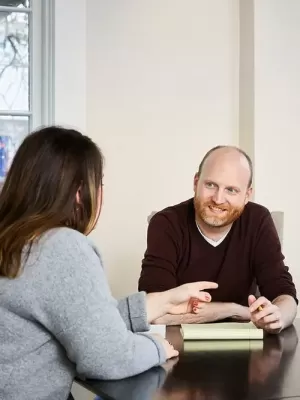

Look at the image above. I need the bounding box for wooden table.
[77,319,300,400]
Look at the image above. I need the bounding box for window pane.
[0,1,29,8]
[0,11,29,111]
[0,115,29,180]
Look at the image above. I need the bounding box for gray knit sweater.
[0,228,166,400]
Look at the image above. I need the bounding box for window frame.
[0,0,54,130]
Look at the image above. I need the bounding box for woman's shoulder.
[41,226,87,246]
[35,227,99,260]
[43,226,85,241]
[28,227,103,274]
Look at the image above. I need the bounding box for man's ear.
[245,187,253,204]
[193,173,199,193]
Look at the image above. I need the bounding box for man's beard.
[194,198,245,228]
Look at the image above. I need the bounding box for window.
[0,0,53,182]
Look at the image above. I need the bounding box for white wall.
[55,5,91,398]
[86,0,239,297]
[54,0,87,131]
[53,1,300,301]
[254,0,300,293]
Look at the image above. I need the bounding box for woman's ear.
[76,188,81,204]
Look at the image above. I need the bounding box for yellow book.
[181,322,264,340]
[184,339,263,352]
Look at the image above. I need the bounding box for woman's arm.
[118,282,219,331]
[36,229,167,380]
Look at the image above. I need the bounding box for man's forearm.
[153,302,250,325]
[272,295,298,329]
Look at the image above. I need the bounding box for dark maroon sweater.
[138,199,297,306]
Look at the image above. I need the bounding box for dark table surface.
[76,319,300,400]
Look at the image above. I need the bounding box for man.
[138,146,298,333]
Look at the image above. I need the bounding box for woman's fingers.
[186,281,218,300]
[190,292,211,304]
[194,281,218,291]
[189,295,210,314]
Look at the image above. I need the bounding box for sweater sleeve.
[88,240,150,332]
[253,211,298,304]
[138,214,179,293]
[117,293,150,332]
[35,229,166,380]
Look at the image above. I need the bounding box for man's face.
[193,151,252,229]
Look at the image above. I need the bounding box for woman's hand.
[169,298,206,315]
[167,282,218,315]
[146,281,218,323]
[149,333,179,360]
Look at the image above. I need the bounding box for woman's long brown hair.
[0,126,103,278]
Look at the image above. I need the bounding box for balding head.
[198,146,253,188]
[193,146,253,232]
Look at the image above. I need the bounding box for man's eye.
[205,182,215,188]
[227,187,237,194]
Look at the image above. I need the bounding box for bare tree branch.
[0,8,28,110]
[0,1,27,7]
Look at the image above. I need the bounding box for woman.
[0,126,217,400]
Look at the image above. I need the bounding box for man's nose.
[212,189,225,204]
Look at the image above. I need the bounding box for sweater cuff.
[138,332,167,364]
[127,291,150,332]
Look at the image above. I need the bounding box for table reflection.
[82,324,298,400]
[158,324,298,400]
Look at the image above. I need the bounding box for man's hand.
[191,301,250,321]
[248,295,283,334]
[153,301,250,325]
